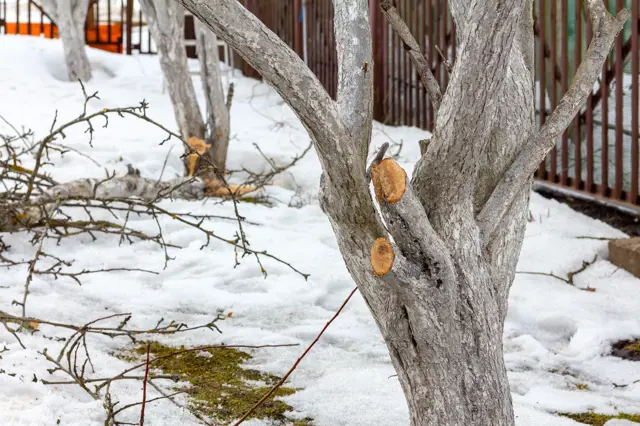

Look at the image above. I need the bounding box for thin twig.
[232,286,359,426]
[139,342,151,426]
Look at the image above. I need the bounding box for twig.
[517,254,598,291]
[139,342,151,426]
[366,142,390,182]
[379,0,442,112]
[232,286,359,426]
[435,45,453,74]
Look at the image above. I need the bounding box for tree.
[177,0,629,424]
[138,0,205,150]
[195,20,231,174]
[138,0,231,178]
[40,0,92,82]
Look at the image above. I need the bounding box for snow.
[1,35,640,425]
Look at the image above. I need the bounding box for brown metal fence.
[0,0,124,53]
[294,0,640,208]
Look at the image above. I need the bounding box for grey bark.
[138,0,205,143]
[40,0,92,82]
[195,20,231,171]
[176,0,629,424]
[1,174,205,232]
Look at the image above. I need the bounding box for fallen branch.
[517,254,598,291]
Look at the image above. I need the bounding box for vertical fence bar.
[632,0,639,203]
[442,0,448,89]
[126,0,133,54]
[405,0,411,124]
[416,0,423,128]
[108,0,112,45]
[550,2,558,182]
[27,0,31,35]
[293,0,303,58]
[560,1,569,185]
[601,45,609,196]
[389,0,395,124]
[573,0,582,190]
[382,6,389,124]
[450,7,456,64]
[537,0,547,179]
[434,0,440,93]
[614,0,624,199]
[313,0,319,91]
[325,0,330,96]
[370,0,382,121]
[416,0,424,129]
[408,0,414,126]
[95,0,100,43]
[319,0,325,94]
[138,8,142,52]
[49,3,53,37]
[425,0,432,130]
[586,17,595,192]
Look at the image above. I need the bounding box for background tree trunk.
[138,0,205,143]
[40,0,92,82]
[195,20,231,173]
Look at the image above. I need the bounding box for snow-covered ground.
[1,36,640,426]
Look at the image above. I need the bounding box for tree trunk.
[195,20,231,173]
[138,0,205,143]
[40,0,92,82]
[177,0,629,424]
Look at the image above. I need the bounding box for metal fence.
[1,0,638,207]
[0,0,124,53]
[243,0,639,207]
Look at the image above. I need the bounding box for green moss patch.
[611,339,640,361]
[559,412,640,425]
[123,342,311,425]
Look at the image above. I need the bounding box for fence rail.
[1,0,639,208]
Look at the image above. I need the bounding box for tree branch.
[380,0,442,112]
[369,144,455,287]
[334,0,373,162]
[477,2,630,243]
[13,174,205,228]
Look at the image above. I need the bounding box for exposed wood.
[370,238,394,276]
[186,136,211,177]
[371,158,407,203]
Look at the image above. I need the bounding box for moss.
[624,340,640,354]
[559,412,640,425]
[575,383,590,390]
[611,339,640,361]
[123,342,311,425]
[238,195,272,206]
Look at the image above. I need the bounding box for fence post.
[125,0,133,54]
[369,0,386,122]
[293,0,303,58]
